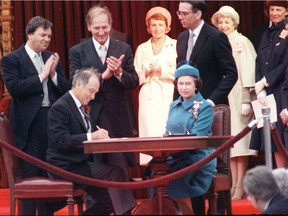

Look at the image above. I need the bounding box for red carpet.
[0,188,260,215]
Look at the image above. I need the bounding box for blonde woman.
[211,6,257,200]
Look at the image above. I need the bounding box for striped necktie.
[80,105,90,131]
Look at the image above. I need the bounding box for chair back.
[0,113,21,191]
[212,104,231,136]
[211,104,231,175]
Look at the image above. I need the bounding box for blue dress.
[165,93,217,198]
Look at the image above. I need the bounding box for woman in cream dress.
[134,7,177,137]
[211,6,257,200]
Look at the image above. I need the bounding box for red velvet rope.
[0,126,252,190]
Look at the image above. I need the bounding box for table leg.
[133,156,194,215]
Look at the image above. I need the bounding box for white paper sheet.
[139,153,153,165]
[251,94,277,128]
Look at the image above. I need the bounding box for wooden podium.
[84,135,230,215]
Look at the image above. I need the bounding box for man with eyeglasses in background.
[175,1,237,215]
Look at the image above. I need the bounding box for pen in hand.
[93,125,110,139]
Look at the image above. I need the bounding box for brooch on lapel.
[189,101,203,119]
[232,42,243,52]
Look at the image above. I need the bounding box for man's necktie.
[186,32,195,61]
[98,45,107,64]
[34,53,44,74]
[80,105,90,131]
[34,53,50,107]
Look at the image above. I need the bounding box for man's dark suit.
[69,38,139,174]
[46,92,137,215]
[177,23,237,105]
[2,45,70,152]
[2,45,70,215]
[263,193,288,214]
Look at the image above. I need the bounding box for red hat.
[265,0,288,9]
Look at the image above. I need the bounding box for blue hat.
[174,64,200,79]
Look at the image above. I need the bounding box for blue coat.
[165,93,217,198]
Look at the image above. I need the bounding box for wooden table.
[84,135,230,215]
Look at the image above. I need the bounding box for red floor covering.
[0,188,260,215]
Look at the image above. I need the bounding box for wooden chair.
[0,113,84,215]
[205,104,232,215]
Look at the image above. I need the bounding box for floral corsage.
[189,101,203,119]
[84,105,91,121]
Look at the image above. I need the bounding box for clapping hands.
[149,59,160,71]
[102,54,125,80]
[40,53,59,80]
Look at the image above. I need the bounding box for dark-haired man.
[176,0,237,106]
[2,16,70,215]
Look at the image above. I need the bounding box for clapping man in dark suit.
[175,1,237,214]
[46,68,137,215]
[69,5,139,182]
[2,16,70,215]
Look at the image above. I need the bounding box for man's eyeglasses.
[176,11,193,17]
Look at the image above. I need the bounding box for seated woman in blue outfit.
[165,63,217,213]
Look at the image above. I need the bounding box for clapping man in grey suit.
[46,68,137,215]
[69,5,139,185]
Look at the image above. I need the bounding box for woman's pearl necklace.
[152,42,164,50]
